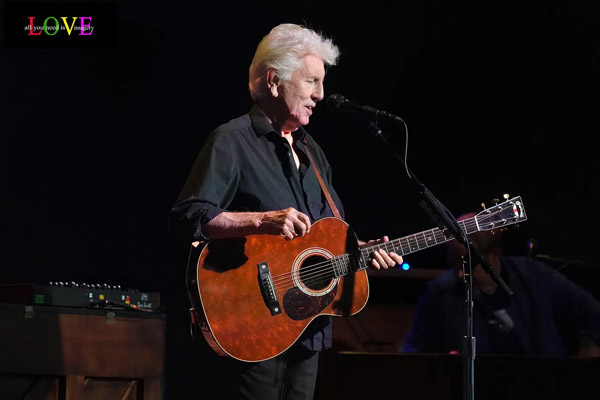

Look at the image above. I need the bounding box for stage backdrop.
[2,1,598,298]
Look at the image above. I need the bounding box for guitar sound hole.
[299,255,332,291]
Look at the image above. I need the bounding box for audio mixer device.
[0,282,160,311]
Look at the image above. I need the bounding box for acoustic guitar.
[186,196,526,362]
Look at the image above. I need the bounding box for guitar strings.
[272,257,346,291]
[274,239,476,291]
[272,219,485,291]
[272,219,481,292]
[269,210,495,284]
[270,217,477,285]
[271,209,510,293]
[272,237,416,292]
[271,248,368,287]
[270,253,353,283]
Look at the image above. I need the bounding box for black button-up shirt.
[171,105,344,241]
[170,105,345,351]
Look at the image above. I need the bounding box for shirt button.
[287,152,291,157]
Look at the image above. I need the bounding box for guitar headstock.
[476,195,527,232]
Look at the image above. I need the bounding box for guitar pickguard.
[282,286,338,320]
[203,238,248,272]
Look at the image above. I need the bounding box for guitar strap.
[303,139,343,219]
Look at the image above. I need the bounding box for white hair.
[249,23,340,102]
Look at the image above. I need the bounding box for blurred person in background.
[402,211,600,357]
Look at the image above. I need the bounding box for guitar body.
[186,217,368,362]
[185,196,528,362]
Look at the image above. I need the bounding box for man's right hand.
[204,208,311,240]
[260,207,311,240]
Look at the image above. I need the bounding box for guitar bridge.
[257,262,281,316]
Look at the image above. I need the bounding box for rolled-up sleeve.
[169,130,240,242]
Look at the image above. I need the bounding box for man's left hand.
[359,236,403,270]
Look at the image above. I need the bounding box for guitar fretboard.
[331,217,479,277]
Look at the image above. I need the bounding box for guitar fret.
[332,257,340,277]
[359,254,368,270]
[459,220,467,235]
[357,249,369,271]
[432,230,438,241]
[419,232,428,248]
[424,229,436,247]
[391,239,403,255]
[341,256,349,275]
[352,254,361,272]
[408,235,419,252]
[333,256,348,277]
[434,229,445,244]
[464,219,477,234]
[418,235,425,248]
[385,242,394,253]
[400,237,410,254]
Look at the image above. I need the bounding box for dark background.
[2,0,598,292]
[2,1,599,397]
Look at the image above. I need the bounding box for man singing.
[170,23,402,400]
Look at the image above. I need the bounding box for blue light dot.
[401,263,410,271]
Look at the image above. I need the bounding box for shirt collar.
[249,104,275,137]
[249,104,308,142]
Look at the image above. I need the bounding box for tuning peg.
[481,202,486,209]
[491,198,499,205]
[503,193,510,200]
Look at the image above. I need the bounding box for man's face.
[276,54,325,132]
[447,235,501,294]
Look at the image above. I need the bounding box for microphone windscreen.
[326,94,346,110]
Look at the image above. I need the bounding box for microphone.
[326,94,404,123]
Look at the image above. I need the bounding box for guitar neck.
[332,217,479,276]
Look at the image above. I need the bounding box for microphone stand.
[366,121,513,400]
